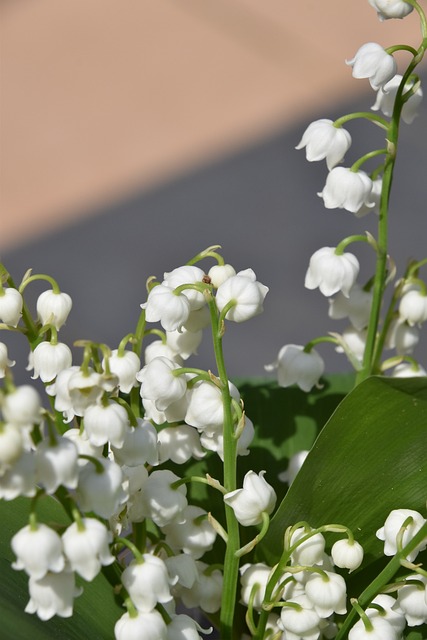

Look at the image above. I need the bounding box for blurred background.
[1,0,426,379]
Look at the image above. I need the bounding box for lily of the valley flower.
[12,523,65,579]
[304,570,347,617]
[0,341,15,377]
[305,247,360,298]
[328,284,373,330]
[121,554,173,613]
[346,43,397,90]
[318,167,374,214]
[0,287,23,327]
[215,268,268,322]
[62,518,114,581]
[115,610,167,640]
[208,263,236,288]
[142,284,191,332]
[28,341,73,383]
[376,508,427,561]
[25,570,79,621]
[295,119,352,170]
[224,470,276,526]
[266,344,324,393]
[36,290,72,330]
[137,356,188,411]
[83,400,130,448]
[331,538,364,571]
[372,74,423,124]
[35,436,79,493]
[398,288,427,326]
[102,349,140,394]
[368,0,414,21]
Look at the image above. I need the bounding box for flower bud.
[331,538,364,571]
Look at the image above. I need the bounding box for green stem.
[206,297,240,639]
[334,112,389,131]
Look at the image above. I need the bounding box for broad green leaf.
[0,496,123,640]
[256,376,427,567]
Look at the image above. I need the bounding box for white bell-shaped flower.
[137,356,188,411]
[318,167,374,214]
[62,427,103,462]
[29,341,72,382]
[346,43,397,90]
[372,74,423,124]
[290,527,326,566]
[0,423,24,474]
[295,119,351,170]
[139,469,187,527]
[67,369,109,417]
[329,284,373,330]
[279,594,323,638]
[36,290,72,330]
[111,418,159,467]
[36,436,79,493]
[12,523,65,579]
[183,305,211,332]
[164,553,199,591]
[180,561,223,613]
[0,287,23,327]
[335,326,368,365]
[0,451,37,500]
[367,594,406,635]
[115,610,167,640]
[305,570,347,617]
[62,518,114,581]
[305,247,359,298]
[398,289,427,326]
[163,265,207,311]
[348,616,399,640]
[392,361,427,377]
[200,415,254,461]
[122,554,173,613]
[166,614,209,640]
[385,319,419,354]
[163,505,216,559]
[376,508,427,561]
[142,284,191,331]
[144,339,183,365]
[103,349,140,394]
[166,328,203,360]
[266,344,324,393]
[224,470,276,527]
[208,263,236,288]
[240,563,272,610]
[77,458,128,519]
[83,400,130,448]
[185,380,240,433]
[0,341,15,377]
[25,570,79,621]
[396,576,427,626]
[158,424,205,464]
[368,0,414,21]
[215,268,268,322]
[2,384,42,426]
[331,538,364,571]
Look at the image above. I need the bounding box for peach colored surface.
[0,0,422,248]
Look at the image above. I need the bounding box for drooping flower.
[115,610,167,640]
[0,287,23,327]
[28,341,73,383]
[224,470,276,526]
[12,523,65,579]
[111,419,159,467]
[121,554,173,613]
[138,469,188,527]
[163,505,216,559]
[296,119,352,170]
[331,538,364,571]
[83,400,130,448]
[278,450,309,485]
[376,508,427,561]
[372,74,423,124]
[103,349,140,394]
[77,458,128,519]
[179,561,223,613]
[348,616,399,640]
[215,268,268,322]
[304,570,347,617]
[1,385,42,426]
[0,341,15,378]
[137,356,188,411]
[396,575,427,626]
[0,423,24,475]
[368,0,414,21]
[208,263,236,288]
[163,265,207,311]
[305,247,359,298]
[240,563,272,610]
[318,167,374,214]
[142,284,191,332]
[36,290,72,329]
[346,43,397,90]
[62,518,114,581]
[398,288,427,326]
[265,344,324,392]
[25,570,80,621]
[35,436,79,493]
[328,283,373,330]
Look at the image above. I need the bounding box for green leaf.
[0,496,124,640]
[256,376,427,567]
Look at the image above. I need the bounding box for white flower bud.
[295,119,351,170]
[208,263,236,288]
[36,290,72,329]
[0,288,23,327]
[331,538,364,571]
[215,268,268,322]
[376,508,427,561]
[224,470,276,527]
[29,341,72,382]
[83,401,130,448]
[368,0,414,21]
[25,570,79,621]
[103,349,140,394]
[265,344,324,393]
[12,523,65,579]
[346,43,397,90]
[36,436,79,492]
[115,610,167,640]
[305,247,359,298]
[62,518,114,581]
[318,167,374,214]
[122,554,172,613]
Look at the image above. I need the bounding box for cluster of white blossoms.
[267,0,426,392]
